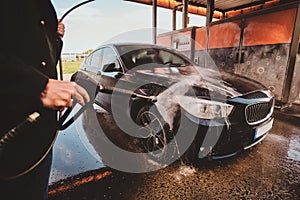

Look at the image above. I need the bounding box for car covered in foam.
[71,43,274,163]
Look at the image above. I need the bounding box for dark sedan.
[71,43,274,164]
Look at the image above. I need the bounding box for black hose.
[59,0,96,22]
[58,0,95,80]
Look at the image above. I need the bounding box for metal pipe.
[172,4,183,30]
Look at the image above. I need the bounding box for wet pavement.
[48,105,300,200]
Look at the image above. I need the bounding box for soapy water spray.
[73,29,237,173]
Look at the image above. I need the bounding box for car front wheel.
[135,104,180,164]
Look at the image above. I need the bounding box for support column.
[205,0,214,67]
[182,0,188,28]
[152,0,157,44]
[282,4,300,104]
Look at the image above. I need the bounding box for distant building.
[62,53,87,62]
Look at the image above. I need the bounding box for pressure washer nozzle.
[150,96,158,103]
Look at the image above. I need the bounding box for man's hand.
[40,79,90,110]
[57,20,65,38]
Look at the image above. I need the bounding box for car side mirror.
[103,63,116,72]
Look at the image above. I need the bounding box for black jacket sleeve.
[0,53,49,105]
[0,0,61,133]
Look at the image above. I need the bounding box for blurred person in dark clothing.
[0,1,89,199]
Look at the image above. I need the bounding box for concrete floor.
[48,105,300,200]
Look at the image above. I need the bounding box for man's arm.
[0,54,89,112]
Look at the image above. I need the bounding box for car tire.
[135,103,181,165]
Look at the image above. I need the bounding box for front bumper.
[181,112,274,160]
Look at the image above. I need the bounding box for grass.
[57,60,83,74]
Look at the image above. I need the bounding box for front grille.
[245,98,274,124]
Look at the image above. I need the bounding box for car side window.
[84,54,92,66]
[81,53,93,70]
[90,49,103,69]
[101,47,121,72]
[82,49,104,73]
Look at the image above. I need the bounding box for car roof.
[96,42,169,50]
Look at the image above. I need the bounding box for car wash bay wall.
[157,2,300,105]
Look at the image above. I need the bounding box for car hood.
[130,64,266,99]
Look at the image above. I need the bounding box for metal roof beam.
[222,0,272,12]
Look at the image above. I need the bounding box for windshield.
[116,45,192,70]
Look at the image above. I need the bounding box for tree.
[82,49,93,55]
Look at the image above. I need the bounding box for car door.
[95,47,123,112]
[74,49,103,102]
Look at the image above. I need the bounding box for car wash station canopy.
[125,0,300,106]
[125,0,286,26]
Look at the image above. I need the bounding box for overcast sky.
[51,0,205,53]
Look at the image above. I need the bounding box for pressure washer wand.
[97,84,158,103]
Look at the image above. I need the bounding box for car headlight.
[177,96,234,119]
